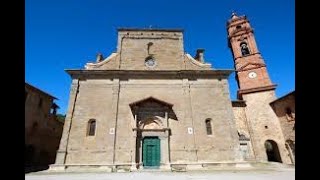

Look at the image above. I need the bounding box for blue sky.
[25,0,295,115]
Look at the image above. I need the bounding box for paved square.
[26,170,295,180]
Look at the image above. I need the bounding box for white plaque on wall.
[188,127,193,134]
[109,128,115,134]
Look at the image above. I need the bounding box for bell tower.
[226,13,292,164]
[227,13,276,99]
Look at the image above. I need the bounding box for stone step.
[250,162,295,169]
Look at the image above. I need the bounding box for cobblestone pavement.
[26,169,295,180]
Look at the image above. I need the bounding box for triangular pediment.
[129,96,173,108]
[237,62,265,72]
[129,97,178,120]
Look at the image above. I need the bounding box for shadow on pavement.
[25,166,49,174]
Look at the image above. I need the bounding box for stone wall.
[65,79,115,164]
[85,29,211,71]
[242,91,291,164]
[270,92,295,142]
[25,83,63,166]
[232,101,255,160]
[117,30,184,70]
[270,92,295,164]
[62,76,240,166]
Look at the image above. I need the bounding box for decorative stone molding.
[237,62,266,72]
[85,53,118,69]
[65,69,233,80]
[185,53,211,68]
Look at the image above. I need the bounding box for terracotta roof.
[270,90,295,105]
[25,82,58,100]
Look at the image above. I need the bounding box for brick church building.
[51,13,295,171]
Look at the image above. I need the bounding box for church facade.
[52,13,294,172]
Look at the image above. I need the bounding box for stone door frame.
[133,125,170,169]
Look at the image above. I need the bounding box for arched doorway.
[130,97,177,169]
[264,140,282,163]
[138,117,163,169]
[285,139,295,164]
[25,144,35,166]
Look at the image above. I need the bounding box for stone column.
[222,79,243,162]
[139,138,143,168]
[131,114,138,171]
[160,136,168,164]
[164,111,171,163]
[50,79,79,170]
[286,143,295,164]
[164,111,168,127]
[159,134,171,170]
[182,78,197,161]
[111,79,120,165]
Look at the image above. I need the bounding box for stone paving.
[26,169,295,180]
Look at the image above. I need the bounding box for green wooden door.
[143,137,160,167]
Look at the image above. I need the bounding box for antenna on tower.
[231,10,237,17]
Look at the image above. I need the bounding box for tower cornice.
[227,15,247,25]
[228,29,254,39]
[237,84,277,99]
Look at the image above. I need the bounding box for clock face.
[248,72,257,79]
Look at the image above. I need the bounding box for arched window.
[286,107,294,121]
[31,122,38,135]
[32,122,38,129]
[240,42,250,56]
[87,119,96,136]
[205,119,212,135]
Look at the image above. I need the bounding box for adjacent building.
[25,83,64,168]
[270,91,295,164]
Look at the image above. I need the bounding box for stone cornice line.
[234,52,261,60]
[237,84,277,99]
[122,36,180,40]
[236,62,266,72]
[228,29,254,39]
[65,69,234,79]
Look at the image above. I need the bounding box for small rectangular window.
[38,98,42,108]
[25,91,28,103]
[205,119,213,135]
[88,120,96,136]
[206,126,212,135]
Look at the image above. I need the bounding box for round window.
[145,58,156,68]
